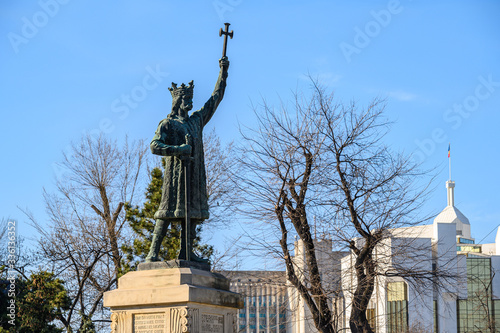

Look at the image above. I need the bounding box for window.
[458,238,475,244]
[386,282,408,333]
[387,281,407,302]
[366,308,376,332]
[457,245,481,253]
[457,258,496,333]
[433,300,438,332]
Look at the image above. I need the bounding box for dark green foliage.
[77,312,96,333]
[0,271,70,333]
[194,240,214,263]
[0,274,16,332]
[122,164,181,273]
[122,160,214,272]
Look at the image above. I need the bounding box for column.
[246,284,250,333]
[266,284,270,333]
[256,285,260,332]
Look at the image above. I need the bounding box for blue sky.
[1,1,499,255]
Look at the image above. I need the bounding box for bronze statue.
[146,24,232,263]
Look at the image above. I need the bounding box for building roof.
[219,270,287,285]
[434,205,470,225]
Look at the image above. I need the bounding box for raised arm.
[195,57,229,126]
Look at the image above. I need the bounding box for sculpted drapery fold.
[151,63,228,222]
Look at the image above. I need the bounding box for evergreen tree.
[77,312,96,333]
[122,159,213,271]
[0,271,70,333]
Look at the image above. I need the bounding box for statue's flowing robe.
[151,69,227,221]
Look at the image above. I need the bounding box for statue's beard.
[170,97,192,119]
[179,108,189,118]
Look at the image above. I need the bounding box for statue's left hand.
[219,57,229,70]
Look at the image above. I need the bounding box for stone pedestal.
[104,261,243,333]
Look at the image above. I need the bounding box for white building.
[288,238,347,333]
[221,270,288,333]
[225,179,500,332]
[341,180,500,332]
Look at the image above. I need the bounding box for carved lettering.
[133,313,165,333]
[201,314,224,333]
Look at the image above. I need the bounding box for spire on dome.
[434,179,471,239]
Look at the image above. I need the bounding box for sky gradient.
[1,1,499,257]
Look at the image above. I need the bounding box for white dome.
[434,206,470,225]
[433,180,471,238]
[434,205,471,238]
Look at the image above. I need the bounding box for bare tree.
[236,81,446,333]
[237,86,340,332]
[204,128,240,229]
[0,218,9,272]
[0,217,34,280]
[29,134,147,332]
[317,95,435,333]
[0,218,12,278]
[458,261,497,333]
[0,218,8,245]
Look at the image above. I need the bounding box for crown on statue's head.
[168,80,194,98]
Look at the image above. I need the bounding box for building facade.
[341,180,500,332]
[224,180,500,332]
[221,271,288,333]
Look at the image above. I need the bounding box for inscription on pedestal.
[133,313,165,333]
[201,314,224,333]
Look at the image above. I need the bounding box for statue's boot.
[145,219,169,262]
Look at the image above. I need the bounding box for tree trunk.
[349,254,376,333]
